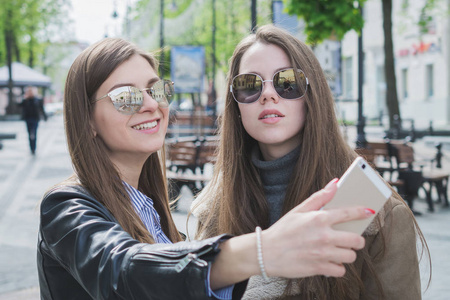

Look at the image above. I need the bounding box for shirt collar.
[123,181,154,214]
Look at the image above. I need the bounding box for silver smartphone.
[322,156,392,235]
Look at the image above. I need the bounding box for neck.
[109,153,148,189]
[258,136,301,161]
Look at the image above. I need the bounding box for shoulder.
[40,179,106,217]
[190,179,222,239]
[39,180,118,242]
[364,195,412,236]
[243,276,291,299]
[190,177,220,220]
[43,178,91,202]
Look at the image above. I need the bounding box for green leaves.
[132,0,273,81]
[0,0,71,67]
[283,0,366,44]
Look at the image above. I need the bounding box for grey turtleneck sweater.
[251,145,300,225]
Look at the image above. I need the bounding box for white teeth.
[133,121,157,130]
[262,114,280,119]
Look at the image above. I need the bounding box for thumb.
[293,178,338,213]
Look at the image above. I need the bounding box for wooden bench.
[166,170,212,210]
[389,141,449,212]
[167,139,199,173]
[169,111,216,127]
[165,136,219,207]
[355,142,405,191]
[166,136,219,173]
[167,110,217,138]
[0,133,17,150]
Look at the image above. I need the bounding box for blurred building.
[340,0,450,128]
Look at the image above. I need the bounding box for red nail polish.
[365,208,376,215]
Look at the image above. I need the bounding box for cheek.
[160,108,169,128]
[92,104,130,139]
[237,105,257,133]
[292,101,307,131]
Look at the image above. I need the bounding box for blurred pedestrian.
[19,86,47,154]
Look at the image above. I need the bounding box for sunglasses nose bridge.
[259,79,279,102]
[139,88,159,111]
[261,79,274,90]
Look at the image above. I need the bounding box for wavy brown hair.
[63,38,181,244]
[196,25,429,299]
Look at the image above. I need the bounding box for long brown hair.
[63,38,181,244]
[196,25,429,299]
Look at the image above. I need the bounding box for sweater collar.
[251,145,301,186]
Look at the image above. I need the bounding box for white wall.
[341,0,450,128]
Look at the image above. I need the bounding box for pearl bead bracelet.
[255,226,269,281]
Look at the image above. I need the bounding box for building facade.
[339,0,450,129]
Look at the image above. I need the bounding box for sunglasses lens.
[231,69,308,104]
[109,86,143,115]
[273,69,307,100]
[152,80,174,108]
[107,81,174,114]
[232,74,263,104]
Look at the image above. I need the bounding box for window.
[426,64,434,99]
[402,68,408,99]
[344,57,353,98]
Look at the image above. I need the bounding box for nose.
[258,80,279,104]
[138,91,159,113]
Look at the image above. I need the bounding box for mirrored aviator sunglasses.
[94,79,174,115]
[230,68,309,104]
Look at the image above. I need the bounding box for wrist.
[210,233,260,289]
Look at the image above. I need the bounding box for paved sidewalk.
[0,117,448,299]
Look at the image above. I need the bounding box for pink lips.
[258,109,285,124]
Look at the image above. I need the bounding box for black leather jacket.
[37,184,246,299]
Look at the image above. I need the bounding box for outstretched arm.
[210,179,371,289]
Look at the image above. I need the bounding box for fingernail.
[365,208,376,216]
[325,178,339,190]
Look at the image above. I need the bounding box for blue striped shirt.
[124,182,233,299]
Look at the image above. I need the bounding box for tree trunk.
[29,37,34,68]
[5,29,15,114]
[382,0,401,129]
[12,33,21,63]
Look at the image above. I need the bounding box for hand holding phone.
[322,157,392,235]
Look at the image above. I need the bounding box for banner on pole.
[170,46,205,93]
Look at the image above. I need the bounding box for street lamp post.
[211,0,217,118]
[160,0,165,78]
[355,6,367,148]
[251,0,257,32]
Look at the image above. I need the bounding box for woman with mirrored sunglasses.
[192,25,429,299]
[37,37,375,300]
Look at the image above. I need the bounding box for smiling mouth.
[260,114,282,119]
[132,121,158,130]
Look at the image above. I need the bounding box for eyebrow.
[107,77,160,93]
[239,67,292,78]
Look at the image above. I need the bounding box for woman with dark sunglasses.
[192,25,429,299]
[37,37,373,300]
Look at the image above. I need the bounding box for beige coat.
[191,186,423,299]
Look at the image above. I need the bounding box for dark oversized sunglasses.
[94,79,174,115]
[230,68,309,104]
